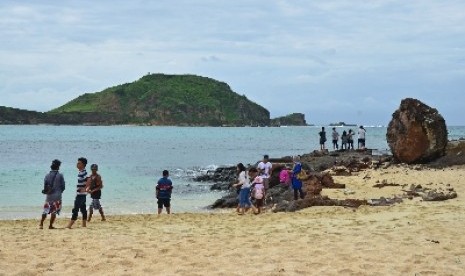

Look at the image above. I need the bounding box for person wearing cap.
[86,164,105,222]
[39,159,65,229]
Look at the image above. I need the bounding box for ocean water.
[1,125,464,220]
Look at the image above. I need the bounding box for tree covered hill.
[50,74,270,126]
[270,113,307,126]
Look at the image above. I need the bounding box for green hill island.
[1,74,307,126]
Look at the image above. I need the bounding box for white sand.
[1,165,465,275]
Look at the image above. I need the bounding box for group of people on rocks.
[319,125,367,151]
[40,157,105,229]
[232,154,305,215]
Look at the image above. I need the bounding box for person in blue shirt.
[291,156,305,200]
[156,170,173,215]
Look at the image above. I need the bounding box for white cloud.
[0,0,464,125]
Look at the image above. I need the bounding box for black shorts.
[358,138,365,145]
[157,198,171,208]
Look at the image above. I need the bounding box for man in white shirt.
[358,126,366,150]
[257,155,272,190]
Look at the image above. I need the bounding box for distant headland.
[0,74,307,126]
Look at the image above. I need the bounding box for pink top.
[279,169,290,184]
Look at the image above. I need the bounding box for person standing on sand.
[66,157,89,229]
[232,163,247,213]
[291,156,305,200]
[358,126,366,150]
[250,171,265,214]
[319,127,327,151]
[238,168,254,215]
[156,170,173,215]
[257,155,272,190]
[332,127,340,150]
[87,164,106,222]
[39,159,65,229]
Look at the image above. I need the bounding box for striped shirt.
[77,169,88,195]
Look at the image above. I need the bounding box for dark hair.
[236,163,246,174]
[263,155,269,159]
[248,167,258,173]
[51,159,61,170]
[78,157,87,166]
[163,170,169,177]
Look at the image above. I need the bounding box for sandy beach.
[1,165,465,275]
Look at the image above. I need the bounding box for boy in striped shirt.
[66,157,89,229]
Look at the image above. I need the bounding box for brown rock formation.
[386,98,448,164]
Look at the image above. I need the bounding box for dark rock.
[209,194,238,208]
[400,184,458,202]
[428,140,465,168]
[386,98,448,164]
[193,166,236,183]
[273,196,367,212]
[210,182,232,191]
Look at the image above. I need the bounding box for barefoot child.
[250,169,265,214]
[87,164,105,222]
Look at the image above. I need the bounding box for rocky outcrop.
[270,113,307,126]
[0,106,48,124]
[386,98,448,164]
[428,140,465,168]
[209,143,460,211]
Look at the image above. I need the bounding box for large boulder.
[387,98,447,164]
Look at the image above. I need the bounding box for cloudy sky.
[1,0,464,125]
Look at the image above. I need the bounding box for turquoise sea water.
[1,125,464,220]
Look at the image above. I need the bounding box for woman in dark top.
[319,127,327,151]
